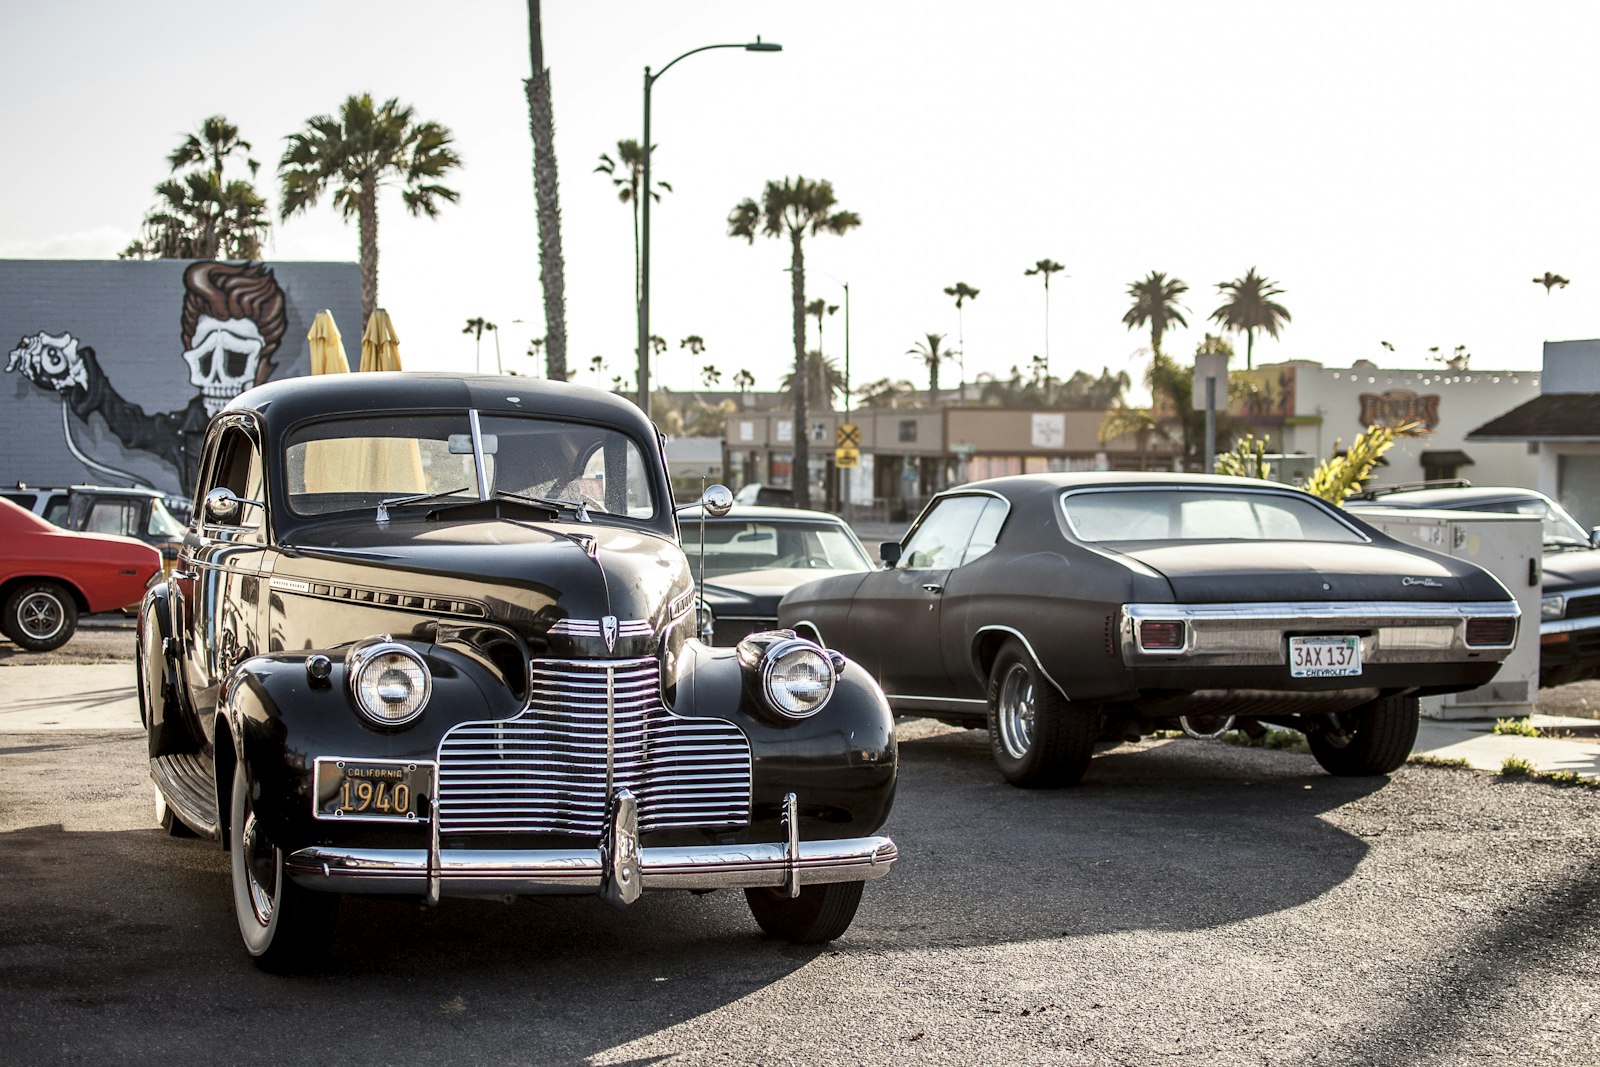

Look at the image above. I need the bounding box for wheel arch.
[212,715,238,851]
[972,625,1069,700]
[0,575,90,615]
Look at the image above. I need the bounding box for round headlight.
[348,642,431,726]
[761,639,836,719]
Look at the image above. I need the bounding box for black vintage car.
[779,472,1520,787]
[139,373,896,969]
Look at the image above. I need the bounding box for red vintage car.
[0,496,161,651]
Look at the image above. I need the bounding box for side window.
[204,427,265,538]
[85,500,141,538]
[961,497,1009,565]
[900,496,988,570]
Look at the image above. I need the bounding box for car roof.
[955,470,1317,498]
[228,372,659,440]
[679,504,845,523]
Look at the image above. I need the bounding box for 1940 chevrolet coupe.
[138,373,897,969]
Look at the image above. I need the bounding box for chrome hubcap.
[997,663,1036,760]
[17,592,65,641]
[240,799,278,926]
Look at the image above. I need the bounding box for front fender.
[140,581,202,758]
[673,640,897,839]
[222,640,525,848]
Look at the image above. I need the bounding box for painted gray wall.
[1542,339,1600,393]
[1,259,360,502]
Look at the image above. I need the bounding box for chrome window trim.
[896,488,1013,569]
[1057,484,1374,545]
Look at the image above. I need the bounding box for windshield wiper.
[377,486,469,523]
[494,489,592,523]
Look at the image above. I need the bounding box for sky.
[6,1,1600,401]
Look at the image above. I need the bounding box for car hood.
[1110,540,1494,603]
[275,516,692,639]
[1541,547,1600,591]
[700,567,863,614]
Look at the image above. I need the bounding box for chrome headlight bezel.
[347,639,432,727]
[1542,594,1566,621]
[738,633,841,719]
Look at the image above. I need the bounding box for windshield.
[1450,496,1591,549]
[680,519,873,578]
[1061,487,1367,543]
[283,412,657,521]
[147,499,185,539]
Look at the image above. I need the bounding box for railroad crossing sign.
[834,447,859,469]
[836,422,861,449]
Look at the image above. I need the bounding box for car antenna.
[698,476,709,638]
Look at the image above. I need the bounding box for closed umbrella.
[308,309,350,374]
[360,308,403,372]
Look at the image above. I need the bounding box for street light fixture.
[638,35,782,417]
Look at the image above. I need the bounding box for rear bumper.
[285,789,895,902]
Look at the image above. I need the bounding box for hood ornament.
[602,615,619,652]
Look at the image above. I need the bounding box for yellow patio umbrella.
[360,308,403,372]
[307,309,350,374]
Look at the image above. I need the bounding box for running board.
[151,752,220,838]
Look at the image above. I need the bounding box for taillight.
[1139,620,1186,651]
[1465,618,1515,647]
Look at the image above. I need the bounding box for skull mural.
[4,261,289,496]
[183,315,266,416]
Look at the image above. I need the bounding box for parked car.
[679,504,876,646]
[2,483,186,566]
[0,497,160,651]
[139,372,897,970]
[733,483,796,508]
[1347,482,1600,687]
[779,472,1520,787]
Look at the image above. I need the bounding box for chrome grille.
[436,657,751,837]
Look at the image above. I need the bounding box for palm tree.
[1210,267,1290,370]
[728,177,861,509]
[463,317,497,373]
[1024,259,1066,377]
[681,335,706,356]
[780,352,848,409]
[280,94,462,326]
[907,333,956,406]
[1122,271,1189,358]
[525,1,568,381]
[1533,271,1570,294]
[943,282,979,395]
[123,115,270,260]
[596,140,671,315]
[589,354,608,386]
[806,298,839,368]
[701,364,722,389]
[732,368,756,394]
[856,377,918,409]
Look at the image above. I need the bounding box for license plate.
[313,758,433,822]
[1288,635,1362,678]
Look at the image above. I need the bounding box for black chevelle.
[139,373,896,968]
[779,472,1520,786]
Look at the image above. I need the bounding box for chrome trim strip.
[285,836,898,896]
[782,792,800,898]
[1543,615,1600,635]
[1058,484,1375,544]
[548,618,654,638]
[972,624,1071,699]
[1123,600,1520,622]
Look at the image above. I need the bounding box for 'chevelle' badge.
[1402,577,1443,587]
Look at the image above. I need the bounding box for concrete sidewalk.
[3,661,1597,779]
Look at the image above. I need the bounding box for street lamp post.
[638,35,781,418]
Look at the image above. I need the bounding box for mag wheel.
[745,880,864,944]
[3,581,77,652]
[230,762,337,970]
[987,640,1096,787]
[1308,694,1419,776]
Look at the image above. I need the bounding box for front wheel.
[1307,694,1419,776]
[230,761,337,970]
[745,881,864,944]
[2,581,78,652]
[987,640,1097,787]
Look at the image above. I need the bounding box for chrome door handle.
[921,583,943,594]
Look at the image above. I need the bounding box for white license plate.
[1288,635,1362,678]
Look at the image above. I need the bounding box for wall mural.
[1,259,359,503]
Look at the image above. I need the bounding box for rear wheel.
[986,639,1097,787]
[745,881,864,944]
[230,762,338,970]
[2,581,77,652]
[1307,694,1419,776]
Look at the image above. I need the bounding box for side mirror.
[701,483,734,518]
[879,541,902,566]
[204,487,262,523]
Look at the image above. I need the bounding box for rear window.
[1061,488,1367,544]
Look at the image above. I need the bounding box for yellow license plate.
[313,758,433,822]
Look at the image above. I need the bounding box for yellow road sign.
[836,422,861,448]
[834,446,859,469]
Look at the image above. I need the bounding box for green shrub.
[1492,717,1541,738]
[1499,755,1536,778]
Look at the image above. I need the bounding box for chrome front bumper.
[285,791,896,903]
